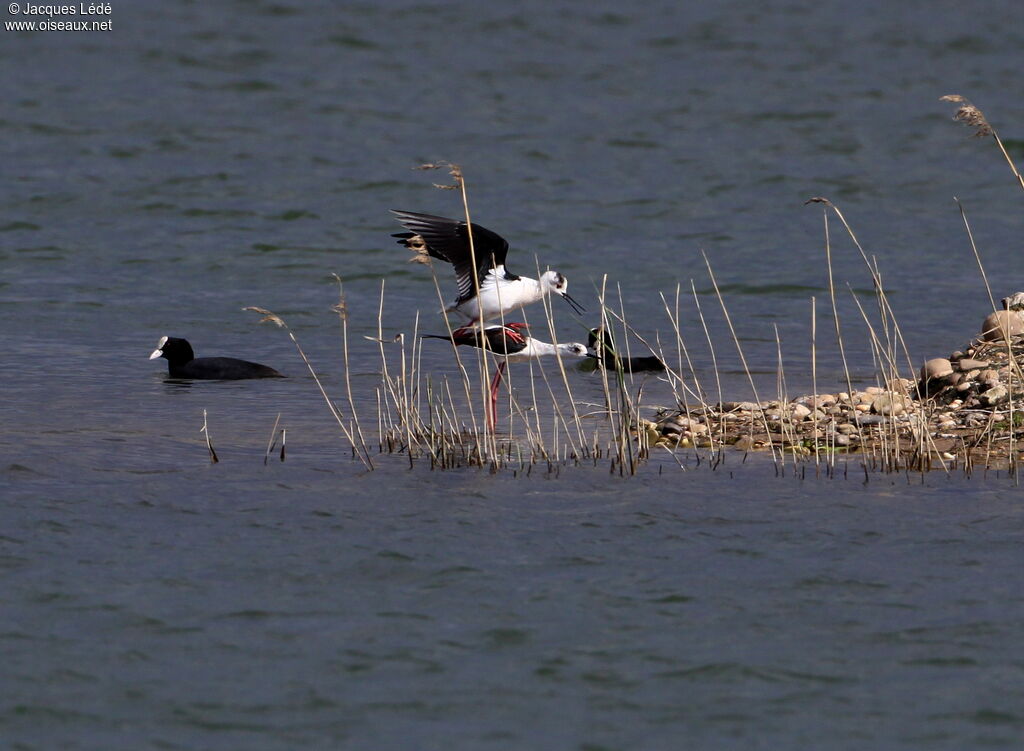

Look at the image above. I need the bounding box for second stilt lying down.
[391,210,585,323]
[587,326,666,373]
[424,323,592,424]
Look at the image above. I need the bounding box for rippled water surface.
[3,0,1024,748]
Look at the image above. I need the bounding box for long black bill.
[560,291,586,316]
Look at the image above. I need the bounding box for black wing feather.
[391,210,514,303]
[424,325,527,356]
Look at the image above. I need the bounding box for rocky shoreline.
[646,298,1024,469]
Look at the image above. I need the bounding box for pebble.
[672,417,702,430]
[652,292,1024,460]
[920,358,953,381]
[981,384,1008,407]
[789,404,812,421]
[978,369,999,385]
[980,310,1024,342]
[733,436,758,451]
[956,358,989,371]
[1002,292,1024,310]
[871,393,910,416]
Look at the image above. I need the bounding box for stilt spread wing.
[391,210,515,304]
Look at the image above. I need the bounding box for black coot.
[149,336,284,380]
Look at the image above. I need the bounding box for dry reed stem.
[941,95,1024,193]
[264,412,281,465]
[450,166,498,452]
[534,258,586,451]
[595,279,637,473]
[773,324,793,471]
[811,297,820,469]
[806,199,917,383]
[332,275,372,462]
[953,200,997,313]
[689,280,726,460]
[701,252,779,464]
[243,306,372,470]
[659,287,715,458]
[200,408,218,464]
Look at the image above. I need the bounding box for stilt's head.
[557,342,593,359]
[540,270,585,315]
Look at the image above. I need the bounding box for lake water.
[3,1,1024,748]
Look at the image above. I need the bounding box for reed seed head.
[242,306,286,327]
[941,94,994,137]
[331,273,350,320]
[402,233,433,265]
[414,160,464,189]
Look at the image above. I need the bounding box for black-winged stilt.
[391,210,585,323]
[424,323,591,423]
[149,336,284,379]
[587,326,667,373]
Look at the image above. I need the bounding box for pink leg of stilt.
[488,361,507,428]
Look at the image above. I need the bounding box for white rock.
[981,384,1008,406]
[789,404,812,421]
[980,310,1024,342]
[872,393,911,416]
[1001,292,1024,310]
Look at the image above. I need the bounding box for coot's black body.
[149,336,284,380]
[587,327,666,373]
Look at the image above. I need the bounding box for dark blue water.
[3,0,1024,748]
